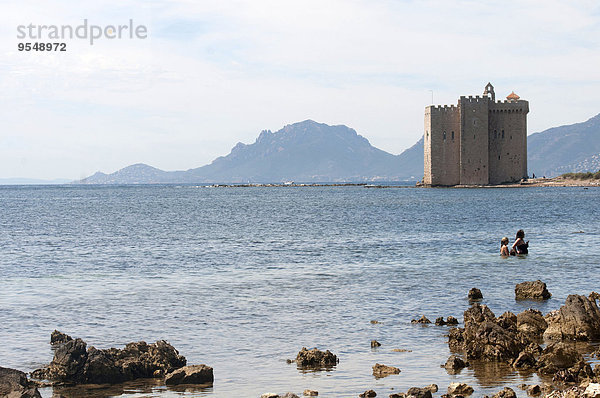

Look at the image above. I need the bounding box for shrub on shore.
[560,170,600,180]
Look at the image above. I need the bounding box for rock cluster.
[295,348,338,368]
[32,337,186,384]
[0,367,41,398]
[515,280,552,300]
[449,304,529,362]
[411,315,431,324]
[29,331,215,387]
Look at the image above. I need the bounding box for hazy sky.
[2,0,599,179]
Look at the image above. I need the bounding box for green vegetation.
[560,170,600,180]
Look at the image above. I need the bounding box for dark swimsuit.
[516,242,528,254]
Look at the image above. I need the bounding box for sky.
[1,0,599,180]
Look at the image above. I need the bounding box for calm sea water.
[1,185,599,398]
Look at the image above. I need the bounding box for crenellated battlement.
[459,95,490,104]
[428,104,458,112]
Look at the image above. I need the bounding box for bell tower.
[483,82,495,101]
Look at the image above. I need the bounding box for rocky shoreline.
[3,282,600,398]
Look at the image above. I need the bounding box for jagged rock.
[411,316,431,324]
[371,340,381,348]
[0,367,41,398]
[524,342,543,355]
[468,288,483,300]
[425,385,438,393]
[406,387,433,398]
[444,355,468,371]
[370,320,381,324]
[372,363,400,378]
[280,394,300,398]
[584,383,600,398]
[544,295,600,341]
[435,317,447,326]
[164,365,213,385]
[595,364,600,376]
[446,316,459,325]
[391,348,412,352]
[359,390,377,397]
[537,342,584,375]
[261,394,279,398]
[492,387,516,398]
[50,330,72,345]
[389,394,405,398]
[512,351,537,369]
[448,327,465,351]
[295,348,338,368]
[515,280,551,300]
[462,304,527,362]
[527,385,542,396]
[447,382,474,396]
[590,292,600,302]
[303,390,318,396]
[497,312,518,331]
[31,334,186,384]
[517,309,548,337]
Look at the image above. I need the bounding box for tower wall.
[488,100,529,184]
[424,105,460,185]
[459,96,489,185]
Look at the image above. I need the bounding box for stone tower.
[423,83,529,186]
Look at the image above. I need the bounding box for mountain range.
[78,114,600,184]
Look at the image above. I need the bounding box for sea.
[1,184,599,398]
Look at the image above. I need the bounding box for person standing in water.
[500,237,510,257]
[512,229,529,254]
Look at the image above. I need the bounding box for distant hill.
[528,113,600,177]
[0,178,71,185]
[79,120,423,184]
[76,113,600,185]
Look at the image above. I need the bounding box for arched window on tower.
[443,131,446,141]
[451,131,454,140]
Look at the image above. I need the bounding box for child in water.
[500,237,510,256]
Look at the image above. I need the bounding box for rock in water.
[50,330,72,345]
[536,342,584,375]
[491,387,517,398]
[446,316,459,325]
[295,348,338,368]
[544,295,600,341]
[0,367,41,398]
[444,355,467,372]
[372,363,400,378]
[406,387,433,398]
[411,315,431,324]
[462,304,526,362]
[526,385,542,396]
[164,365,214,385]
[31,333,187,384]
[447,382,474,396]
[515,280,551,300]
[370,340,381,348]
[359,390,376,397]
[516,309,548,337]
[468,288,483,300]
[303,390,318,396]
